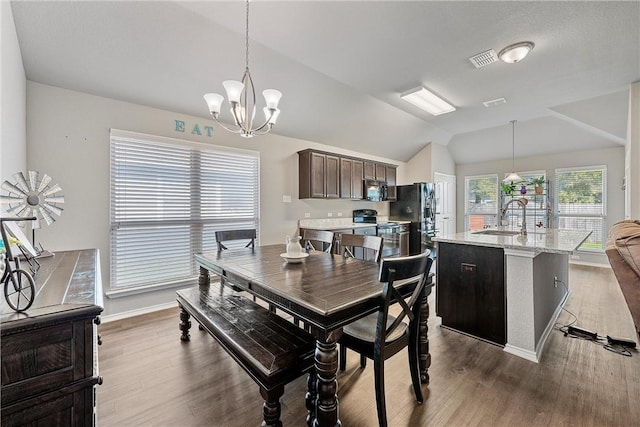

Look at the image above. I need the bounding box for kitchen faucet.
[501,198,528,235]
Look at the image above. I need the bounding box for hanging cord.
[554,277,634,357]
[554,277,578,333]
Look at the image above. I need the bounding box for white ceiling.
[10,1,640,164]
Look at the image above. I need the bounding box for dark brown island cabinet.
[1,249,103,427]
[298,149,397,201]
[436,242,506,345]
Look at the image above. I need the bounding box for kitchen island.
[433,228,591,363]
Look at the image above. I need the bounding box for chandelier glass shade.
[503,120,523,183]
[203,0,281,138]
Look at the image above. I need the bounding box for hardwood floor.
[97,265,640,426]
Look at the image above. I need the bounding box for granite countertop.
[298,218,410,231]
[432,228,592,254]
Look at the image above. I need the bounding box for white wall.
[0,1,27,187]
[26,81,406,316]
[404,142,456,184]
[627,82,640,218]
[456,146,625,265]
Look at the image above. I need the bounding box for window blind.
[555,166,606,251]
[110,130,259,290]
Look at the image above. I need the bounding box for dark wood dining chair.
[339,251,434,427]
[215,229,256,251]
[214,228,270,307]
[302,229,334,253]
[337,233,384,263]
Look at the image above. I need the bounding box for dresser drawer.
[1,317,95,406]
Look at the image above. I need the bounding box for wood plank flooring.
[97,265,640,426]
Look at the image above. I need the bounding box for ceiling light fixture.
[203,0,281,138]
[400,87,456,116]
[504,120,523,183]
[498,41,535,64]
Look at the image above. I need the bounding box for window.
[555,166,606,251]
[501,170,549,232]
[110,129,260,290]
[465,174,499,231]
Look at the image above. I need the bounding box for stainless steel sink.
[473,229,521,236]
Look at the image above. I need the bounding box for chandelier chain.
[245,0,250,70]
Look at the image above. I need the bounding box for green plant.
[501,181,517,195]
[530,176,546,187]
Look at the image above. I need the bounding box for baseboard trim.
[101,302,178,323]
[569,260,611,268]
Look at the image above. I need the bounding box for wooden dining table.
[195,244,433,427]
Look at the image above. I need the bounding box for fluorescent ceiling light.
[400,87,456,116]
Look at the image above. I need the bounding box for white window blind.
[110,130,260,290]
[465,174,499,231]
[555,165,606,251]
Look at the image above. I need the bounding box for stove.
[351,209,408,257]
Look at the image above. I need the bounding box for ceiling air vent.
[469,49,498,68]
[483,97,507,108]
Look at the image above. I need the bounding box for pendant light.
[503,120,523,183]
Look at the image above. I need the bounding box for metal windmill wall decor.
[1,171,64,251]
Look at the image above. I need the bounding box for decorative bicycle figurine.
[0,217,37,312]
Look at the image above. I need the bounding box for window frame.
[109,129,260,293]
[554,165,607,252]
[464,174,499,231]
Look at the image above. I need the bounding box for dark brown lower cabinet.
[1,250,103,426]
[436,242,506,345]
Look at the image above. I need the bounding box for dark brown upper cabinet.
[298,149,396,200]
[385,166,397,201]
[299,150,340,199]
[340,158,364,200]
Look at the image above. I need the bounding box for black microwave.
[364,179,388,202]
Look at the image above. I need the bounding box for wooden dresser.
[1,249,103,426]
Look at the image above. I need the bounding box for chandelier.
[203,0,282,138]
[503,120,523,183]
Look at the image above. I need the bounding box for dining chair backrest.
[215,229,256,251]
[302,229,334,253]
[338,233,384,263]
[377,252,432,348]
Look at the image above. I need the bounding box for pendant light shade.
[503,120,523,183]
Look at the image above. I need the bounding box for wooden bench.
[176,284,316,427]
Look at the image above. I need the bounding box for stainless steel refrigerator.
[389,182,437,255]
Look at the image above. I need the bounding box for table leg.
[419,287,432,384]
[179,305,191,342]
[305,370,317,427]
[199,265,211,288]
[312,329,342,427]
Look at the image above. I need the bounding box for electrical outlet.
[554,276,558,287]
[282,195,291,203]
[304,213,311,218]
[337,212,343,217]
[327,212,333,217]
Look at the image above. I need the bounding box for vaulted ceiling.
[10,1,640,164]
